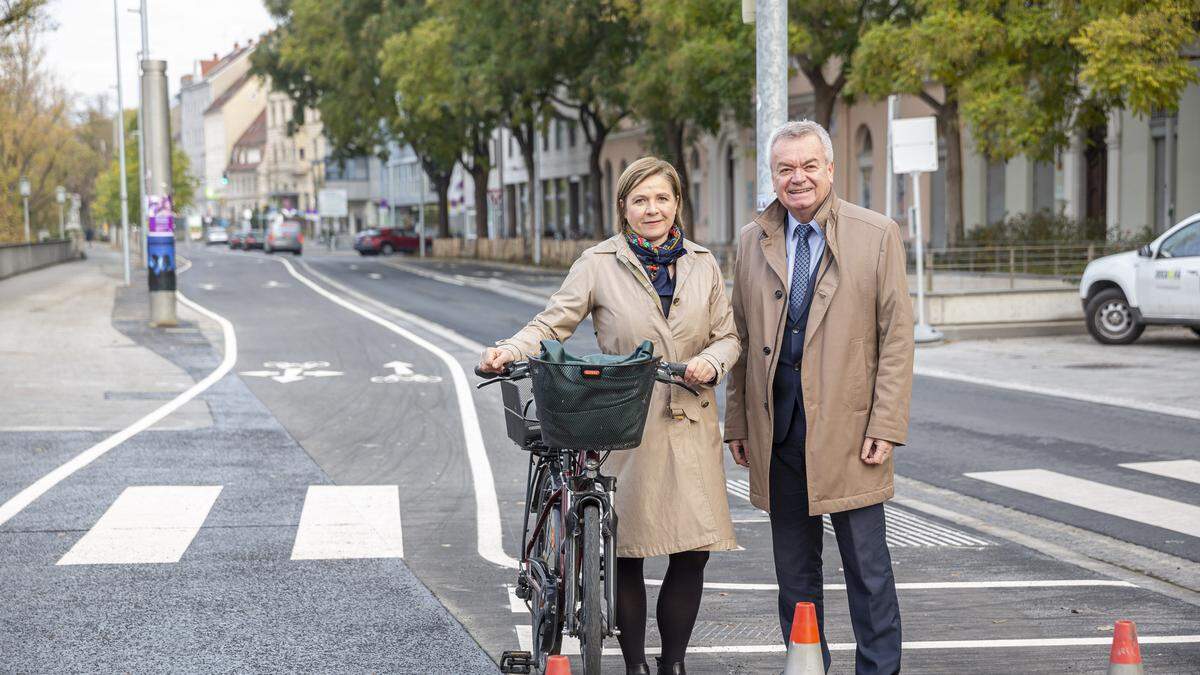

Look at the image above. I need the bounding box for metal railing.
[912,241,1146,282]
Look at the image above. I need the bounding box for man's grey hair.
[768,119,834,166]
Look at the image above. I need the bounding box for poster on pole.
[318,189,348,218]
[890,116,938,175]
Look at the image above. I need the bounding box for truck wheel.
[1190,327,1200,339]
[1085,288,1145,345]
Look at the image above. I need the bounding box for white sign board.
[891,116,939,174]
[318,189,348,218]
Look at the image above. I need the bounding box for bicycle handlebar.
[474,359,697,395]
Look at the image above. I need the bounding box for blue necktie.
[788,222,812,324]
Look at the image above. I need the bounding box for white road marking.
[199,282,217,291]
[367,272,383,280]
[725,480,992,547]
[516,627,1199,655]
[641,579,1136,592]
[239,360,344,384]
[0,291,237,529]
[263,280,289,289]
[1120,459,1200,485]
[965,469,1200,539]
[275,258,518,568]
[506,585,526,613]
[291,486,404,560]
[914,366,1200,421]
[369,360,443,384]
[57,486,222,565]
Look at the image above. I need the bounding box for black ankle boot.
[655,657,685,675]
[626,664,651,675]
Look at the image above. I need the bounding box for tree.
[850,0,1200,244]
[626,0,755,231]
[0,0,44,38]
[0,21,94,241]
[788,0,913,129]
[92,110,194,231]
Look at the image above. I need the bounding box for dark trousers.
[769,415,902,674]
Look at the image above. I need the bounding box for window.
[856,126,873,211]
[554,119,564,151]
[986,161,1006,224]
[568,122,577,148]
[542,127,549,152]
[299,148,305,160]
[1160,222,1200,258]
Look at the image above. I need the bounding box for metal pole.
[143,59,177,326]
[136,0,149,266]
[113,0,131,286]
[419,168,427,258]
[58,204,64,236]
[22,197,30,241]
[754,0,788,212]
[533,120,543,265]
[912,172,942,343]
[885,95,897,220]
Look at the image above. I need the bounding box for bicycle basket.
[528,340,659,451]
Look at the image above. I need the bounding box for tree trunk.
[663,120,694,236]
[511,121,537,241]
[434,172,451,238]
[803,67,836,131]
[470,162,489,239]
[938,97,965,246]
[588,127,607,238]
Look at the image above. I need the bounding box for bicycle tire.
[578,503,604,674]
[530,465,563,659]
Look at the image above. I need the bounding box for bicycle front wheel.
[578,503,604,674]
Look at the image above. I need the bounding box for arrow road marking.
[369,360,443,384]
[239,361,344,384]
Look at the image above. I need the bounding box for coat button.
[763,346,771,355]
[672,297,680,305]
[763,401,769,410]
[701,400,710,408]
[774,290,783,299]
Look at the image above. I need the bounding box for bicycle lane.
[300,253,1200,674]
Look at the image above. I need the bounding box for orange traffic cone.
[1107,620,1144,674]
[783,602,823,674]
[545,654,572,674]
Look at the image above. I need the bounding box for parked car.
[242,228,265,250]
[265,219,303,255]
[354,228,427,255]
[205,227,228,245]
[1080,212,1200,344]
[228,230,246,249]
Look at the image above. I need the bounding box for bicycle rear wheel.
[578,503,603,674]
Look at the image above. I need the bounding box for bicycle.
[476,354,696,675]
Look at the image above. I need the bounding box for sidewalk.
[0,249,212,432]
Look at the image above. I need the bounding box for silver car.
[264,220,303,255]
[205,226,228,245]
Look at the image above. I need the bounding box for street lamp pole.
[133,0,150,268]
[112,0,131,286]
[56,186,66,238]
[18,177,31,241]
[749,0,787,212]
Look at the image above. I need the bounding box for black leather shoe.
[655,657,685,675]
[626,664,651,675]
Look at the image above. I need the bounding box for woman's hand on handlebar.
[479,347,516,375]
[683,356,716,387]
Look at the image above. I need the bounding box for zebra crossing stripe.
[724,480,992,547]
[290,485,404,560]
[1119,459,1200,485]
[57,486,222,565]
[965,469,1200,539]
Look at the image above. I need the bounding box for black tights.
[616,551,710,667]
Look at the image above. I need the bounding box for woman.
[479,157,740,675]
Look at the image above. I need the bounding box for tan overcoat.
[497,234,741,557]
[724,194,914,515]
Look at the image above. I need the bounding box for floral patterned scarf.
[624,224,688,297]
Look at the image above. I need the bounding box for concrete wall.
[0,240,80,280]
[921,287,1082,325]
[1175,83,1200,222]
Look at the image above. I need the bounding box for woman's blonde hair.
[614,156,685,234]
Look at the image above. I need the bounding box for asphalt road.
[2,246,1197,674]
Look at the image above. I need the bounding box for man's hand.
[683,356,717,387]
[479,347,516,374]
[861,437,894,465]
[728,439,750,467]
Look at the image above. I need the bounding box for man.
[725,120,914,674]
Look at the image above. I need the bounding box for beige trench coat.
[497,234,742,557]
[724,194,914,516]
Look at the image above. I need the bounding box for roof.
[227,110,267,171]
[199,42,253,78]
[204,71,254,115]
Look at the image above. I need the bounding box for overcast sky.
[40,0,275,109]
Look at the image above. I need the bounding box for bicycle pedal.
[499,650,533,674]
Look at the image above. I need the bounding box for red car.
[353,228,428,255]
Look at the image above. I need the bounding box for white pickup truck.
[1080,213,1200,344]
